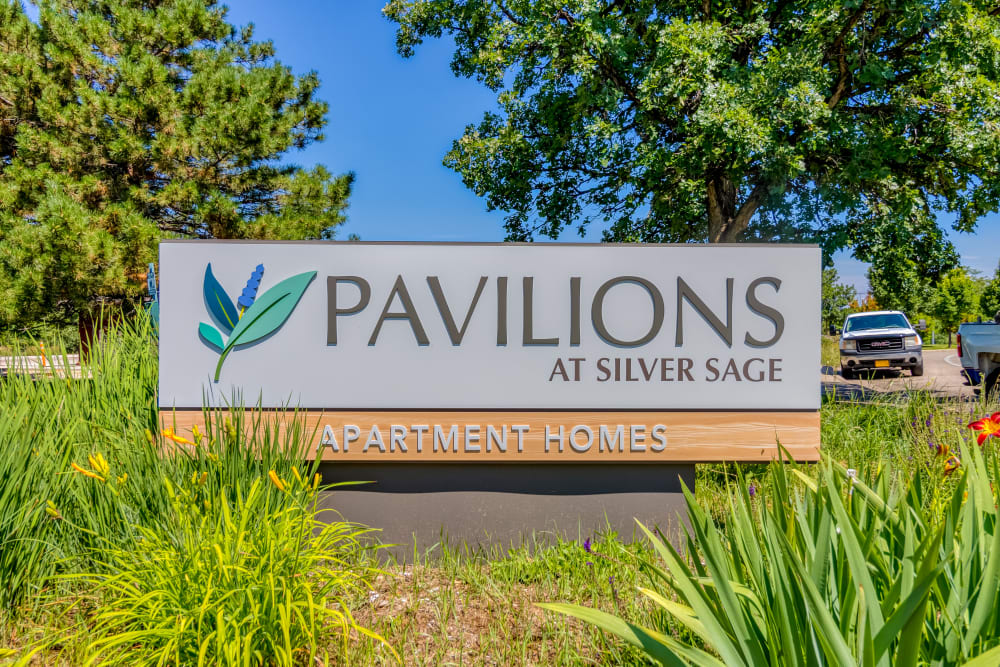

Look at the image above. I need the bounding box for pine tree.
[0,0,352,326]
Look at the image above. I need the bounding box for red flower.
[968,413,1000,446]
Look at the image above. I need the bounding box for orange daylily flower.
[161,428,197,447]
[944,455,961,475]
[71,462,105,482]
[968,413,1000,446]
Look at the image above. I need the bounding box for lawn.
[3,323,1000,665]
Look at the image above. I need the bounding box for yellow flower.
[192,424,203,443]
[45,500,61,519]
[117,473,128,485]
[161,428,196,447]
[268,470,286,492]
[291,467,302,486]
[88,453,110,478]
[71,462,105,483]
[144,429,154,445]
[312,473,321,490]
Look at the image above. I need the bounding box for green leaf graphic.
[204,264,239,334]
[213,270,316,381]
[199,322,225,351]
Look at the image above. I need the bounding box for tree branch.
[722,181,768,242]
[495,1,526,26]
[825,1,870,108]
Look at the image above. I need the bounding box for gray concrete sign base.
[317,463,694,560]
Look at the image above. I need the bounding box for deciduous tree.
[385,0,999,277]
[980,263,1000,321]
[931,268,981,346]
[821,267,855,332]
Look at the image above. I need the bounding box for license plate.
[875,360,890,368]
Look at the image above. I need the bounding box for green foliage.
[74,478,387,666]
[867,250,935,316]
[821,268,855,331]
[0,316,390,663]
[980,263,1000,321]
[384,0,1000,277]
[0,315,161,611]
[0,0,353,327]
[860,218,958,314]
[931,267,981,338]
[544,442,1000,665]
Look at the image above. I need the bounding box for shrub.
[71,474,390,665]
[0,316,395,663]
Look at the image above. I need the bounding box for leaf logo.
[199,263,316,381]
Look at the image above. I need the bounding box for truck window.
[845,314,909,333]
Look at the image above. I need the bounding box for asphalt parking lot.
[823,348,975,401]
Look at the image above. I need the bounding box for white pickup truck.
[839,311,924,379]
[957,321,1000,395]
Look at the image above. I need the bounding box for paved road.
[823,348,974,401]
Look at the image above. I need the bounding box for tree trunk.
[78,307,124,363]
[706,174,736,242]
[706,175,764,243]
[78,311,96,363]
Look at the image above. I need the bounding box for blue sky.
[143,2,1000,294]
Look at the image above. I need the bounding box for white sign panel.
[159,242,820,410]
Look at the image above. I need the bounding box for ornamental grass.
[544,435,1000,665]
[0,315,391,664]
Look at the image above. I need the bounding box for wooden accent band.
[159,409,820,463]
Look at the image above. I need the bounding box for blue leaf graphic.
[203,264,239,334]
[237,264,265,310]
[199,322,225,351]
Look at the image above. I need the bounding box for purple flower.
[925,416,933,428]
[586,561,593,567]
[583,538,592,554]
[748,483,757,498]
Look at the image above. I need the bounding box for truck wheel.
[911,363,924,377]
[841,367,855,380]
[986,368,1000,400]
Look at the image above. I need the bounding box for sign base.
[316,462,695,558]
